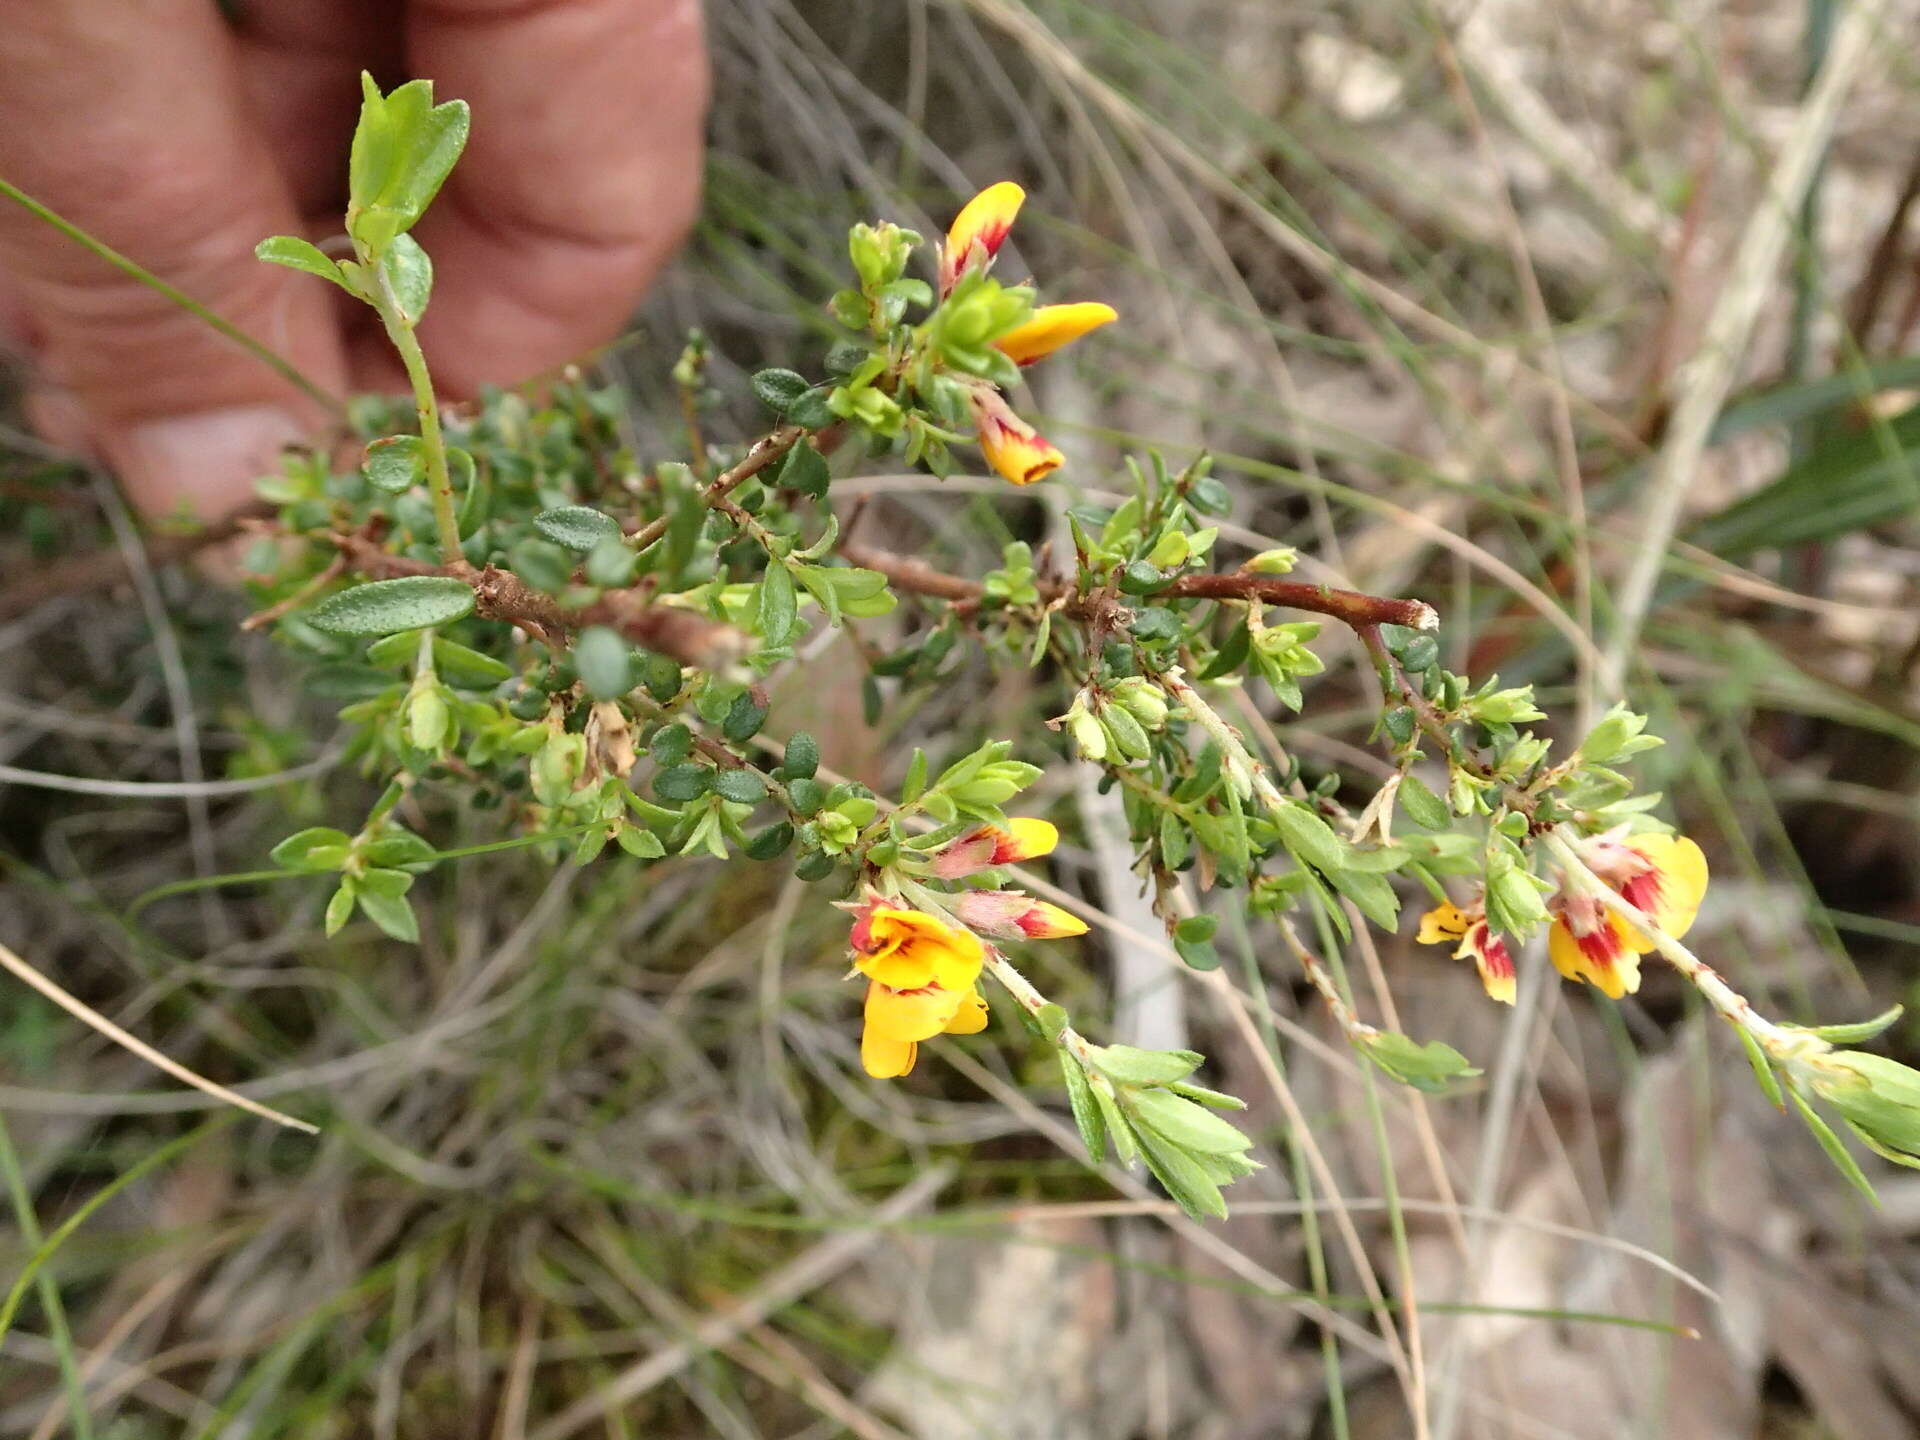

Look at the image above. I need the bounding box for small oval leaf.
[534,505,624,552]
[305,576,475,636]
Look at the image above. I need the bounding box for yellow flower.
[941,181,1025,293]
[1547,830,1707,999]
[994,302,1119,366]
[861,980,990,1078]
[851,905,985,992]
[967,387,1063,486]
[1415,898,1516,1005]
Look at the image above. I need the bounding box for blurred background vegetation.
[4,1,1920,1435]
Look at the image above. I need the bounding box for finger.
[0,2,348,517]
[403,0,709,394]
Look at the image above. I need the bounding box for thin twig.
[839,541,1438,633]
[0,939,318,1133]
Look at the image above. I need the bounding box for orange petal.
[1459,924,1516,1005]
[943,181,1024,290]
[969,389,1063,486]
[1018,900,1088,939]
[855,946,935,990]
[1547,917,1641,999]
[864,979,966,1042]
[994,302,1118,366]
[992,818,1059,863]
[861,1029,917,1078]
[942,989,991,1035]
[1416,902,1470,946]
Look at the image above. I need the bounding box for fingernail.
[107,404,309,520]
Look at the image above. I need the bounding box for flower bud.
[817,811,860,853]
[1100,704,1151,761]
[1244,547,1298,575]
[953,889,1089,939]
[407,686,449,753]
[1811,1052,1920,1160]
[1065,703,1107,762]
[1110,677,1169,728]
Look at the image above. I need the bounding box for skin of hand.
[0,0,709,520]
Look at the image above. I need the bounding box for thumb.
[0,3,346,519]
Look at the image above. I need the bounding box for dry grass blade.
[0,939,317,1133]
[525,1167,953,1440]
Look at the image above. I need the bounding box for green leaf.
[431,638,511,688]
[380,233,433,322]
[270,827,352,872]
[783,732,820,780]
[362,831,436,869]
[1061,1057,1108,1164]
[306,576,475,636]
[1737,1026,1785,1110]
[743,821,794,860]
[325,879,356,937]
[1788,1087,1879,1206]
[1396,773,1450,830]
[1327,866,1400,930]
[386,95,470,227]
[1091,1083,1137,1166]
[776,440,831,497]
[356,886,420,944]
[654,764,712,803]
[349,72,394,215]
[756,562,798,647]
[585,537,638,588]
[1167,1080,1247,1111]
[899,747,927,803]
[616,826,667,859]
[1135,1129,1227,1220]
[723,690,768,744]
[364,435,426,493]
[1271,801,1347,874]
[751,368,835,427]
[752,368,810,414]
[713,768,767,805]
[508,538,573,594]
[256,235,349,290]
[650,724,693,766]
[1088,1044,1203,1086]
[535,505,624,553]
[573,626,633,701]
[1795,1004,1905,1046]
[1173,915,1221,971]
[1359,1032,1482,1094]
[1127,1088,1255,1156]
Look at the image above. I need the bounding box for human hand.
[0,0,708,519]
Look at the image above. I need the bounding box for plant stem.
[371,266,464,566]
[0,175,342,418]
[840,542,1438,633]
[0,1110,95,1438]
[982,950,1098,1068]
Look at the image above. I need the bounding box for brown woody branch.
[837,542,1439,633]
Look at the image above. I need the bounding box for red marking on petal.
[1472,925,1516,981]
[1576,925,1625,965]
[1619,870,1664,914]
